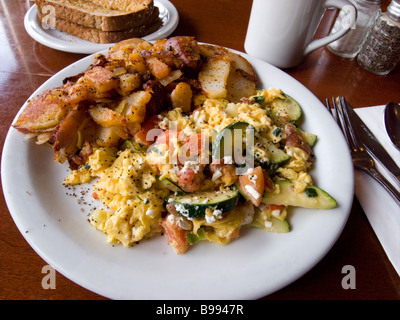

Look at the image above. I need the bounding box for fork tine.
[332,97,353,149]
[326,97,342,127]
[332,97,342,127]
[331,98,344,129]
[325,98,333,116]
[338,97,358,151]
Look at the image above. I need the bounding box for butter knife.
[342,99,400,184]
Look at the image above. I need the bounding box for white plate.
[1,46,354,300]
[24,0,179,54]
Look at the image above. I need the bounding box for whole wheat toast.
[37,5,161,43]
[35,0,157,32]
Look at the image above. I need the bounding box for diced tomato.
[178,133,207,164]
[161,214,190,254]
[177,166,205,193]
[134,115,162,146]
[185,133,205,155]
[239,166,265,206]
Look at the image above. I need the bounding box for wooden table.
[1,0,399,300]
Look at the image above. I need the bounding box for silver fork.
[326,97,400,205]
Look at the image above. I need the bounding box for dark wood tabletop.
[0,0,399,300]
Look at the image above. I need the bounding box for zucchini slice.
[159,177,186,194]
[212,121,290,173]
[270,94,302,122]
[268,217,290,233]
[250,138,290,172]
[261,180,337,209]
[234,181,246,200]
[251,215,290,233]
[211,121,251,164]
[171,189,239,219]
[299,129,318,147]
[119,139,145,154]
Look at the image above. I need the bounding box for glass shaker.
[328,0,382,58]
[357,0,400,75]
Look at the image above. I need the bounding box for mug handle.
[304,0,357,55]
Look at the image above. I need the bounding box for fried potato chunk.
[198,55,231,99]
[13,88,69,133]
[65,66,119,104]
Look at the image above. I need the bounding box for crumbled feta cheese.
[177,218,191,230]
[211,170,223,181]
[205,208,223,224]
[213,209,223,217]
[170,164,180,174]
[180,160,200,173]
[167,213,191,230]
[244,185,261,200]
[271,209,281,217]
[146,209,155,217]
[245,167,255,174]
[167,213,176,225]
[174,203,193,220]
[206,216,215,224]
[264,220,273,228]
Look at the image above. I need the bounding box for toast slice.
[35,0,158,32]
[86,0,153,12]
[37,6,162,43]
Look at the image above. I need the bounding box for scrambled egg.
[63,88,314,249]
[65,148,169,246]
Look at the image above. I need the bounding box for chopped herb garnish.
[186,228,206,245]
[305,188,318,197]
[272,127,282,136]
[253,96,265,103]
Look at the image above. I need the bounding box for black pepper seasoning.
[357,0,400,75]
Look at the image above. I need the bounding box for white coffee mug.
[244,0,357,68]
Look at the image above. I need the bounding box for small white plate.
[24,0,179,54]
[2,46,354,300]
